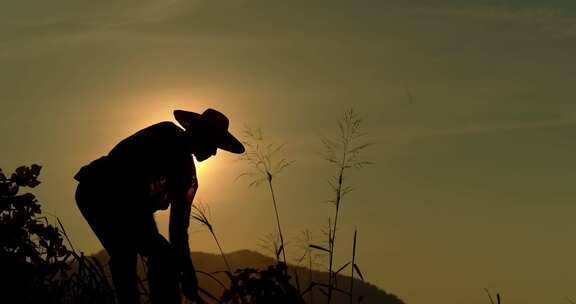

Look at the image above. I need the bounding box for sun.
[114,90,244,202]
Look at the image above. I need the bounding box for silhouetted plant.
[484,288,501,304]
[310,108,371,304]
[0,164,116,303]
[190,215,308,304]
[192,201,232,273]
[238,127,293,264]
[294,229,324,304]
[348,228,364,304]
[0,165,69,301]
[258,232,283,263]
[221,263,305,304]
[60,251,117,304]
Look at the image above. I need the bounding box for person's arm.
[168,156,201,300]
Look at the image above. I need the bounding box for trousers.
[75,180,181,304]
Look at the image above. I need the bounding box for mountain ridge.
[92,249,405,304]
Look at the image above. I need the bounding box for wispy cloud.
[383,118,576,141]
[0,0,201,30]
[0,0,206,53]
[410,3,576,39]
[420,5,564,20]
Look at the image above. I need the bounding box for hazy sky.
[2,1,576,303]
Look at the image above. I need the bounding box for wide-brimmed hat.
[174,108,245,154]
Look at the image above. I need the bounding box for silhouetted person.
[74,109,244,304]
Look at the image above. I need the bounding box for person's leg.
[146,235,181,304]
[75,182,141,304]
[109,250,140,304]
[136,215,181,304]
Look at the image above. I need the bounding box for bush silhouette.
[1,165,119,304]
[0,165,71,302]
[221,262,305,304]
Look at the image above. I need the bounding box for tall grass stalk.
[484,288,501,304]
[296,229,321,304]
[304,230,316,304]
[238,127,292,264]
[191,202,232,273]
[259,232,283,263]
[58,216,118,303]
[267,173,286,263]
[319,108,371,303]
[349,228,357,304]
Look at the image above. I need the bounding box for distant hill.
[92,249,405,304]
